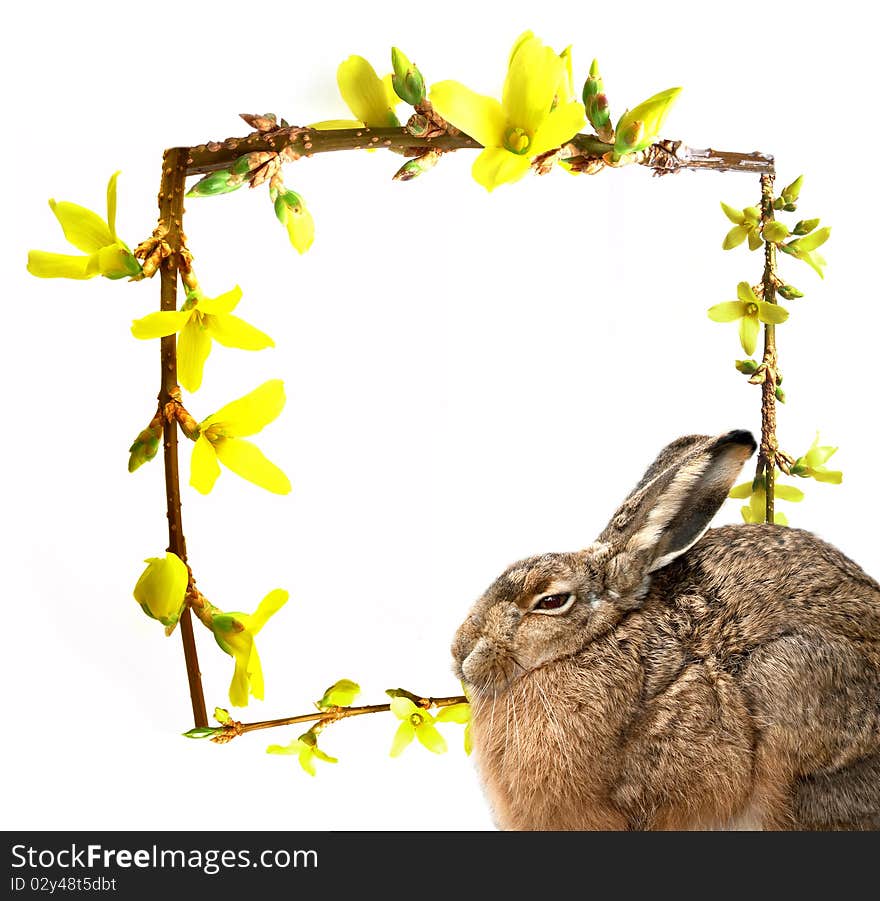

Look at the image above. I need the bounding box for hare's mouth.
[461,637,530,696]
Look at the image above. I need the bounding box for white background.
[2,0,877,830]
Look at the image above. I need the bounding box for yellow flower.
[708,281,789,356]
[613,87,681,159]
[435,702,472,755]
[389,697,447,757]
[133,551,189,630]
[429,33,586,191]
[273,189,315,255]
[792,434,843,483]
[27,172,141,280]
[780,226,831,279]
[311,55,402,129]
[190,380,291,495]
[721,203,763,251]
[730,478,803,525]
[212,588,289,706]
[131,286,273,392]
[317,679,361,709]
[267,730,338,776]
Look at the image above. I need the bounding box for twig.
[156,147,208,728]
[214,695,468,743]
[758,173,779,523]
[181,125,774,178]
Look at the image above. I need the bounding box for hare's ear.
[595,430,756,601]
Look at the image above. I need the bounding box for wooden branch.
[157,147,208,729]
[179,124,774,178]
[214,695,468,743]
[759,173,779,522]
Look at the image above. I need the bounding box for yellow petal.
[774,484,805,502]
[298,746,317,776]
[502,37,563,134]
[27,251,95,280]
[614,87,682,155]
[530,101,586,156]
[250,588,290,635]
[707,301,747,323]
[390,721,415,757]
[508,30,535,67]
[390,696,419,720]
[131,310,192,340]
[415,722,448,754]
[214,437,291,494]
[247,642,265,701]
[49,199,114,253]
[96,244,140,279]
[285,205,315,255]
[471,147,532,192]
[756,301,789,325]
[177,317,212,393]
[736,281,759,304]
[383,73,401,109]
[739,315,760,356]
[309,119,364,130]
[429,81,506,148]
[228,637,255,706]
[203,379,286,437]
[312,747,338,765]
[556,46,575,104]
[190,434,221,494]
[197,286,242,316]
[337,55,399,127]
[106,171,120,240]
[435,703,470,724]
[728,481,754,500]
[207,314,274,350]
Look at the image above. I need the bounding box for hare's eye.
[532,593,574,615]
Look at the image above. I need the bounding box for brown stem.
[758,173,779,523]
[182,125,773,178]
[158,147,208,728]
[224,695,467,740]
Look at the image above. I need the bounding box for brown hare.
[453,430,880,830]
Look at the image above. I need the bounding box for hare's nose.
[461,637,495,685]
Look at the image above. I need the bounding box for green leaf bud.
[777,284,804,300]
[781,175,803,203]
[391,46,425,106]
[186,169,243,198]
[793,218,820,236]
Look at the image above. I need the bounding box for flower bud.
[133,552,188,629]
[392,149,441,181]
[391,46,425,106]
[583,59,612,139]
[128,420,163,473]
[318,679,361,709]
[613,87,681,158]
[777,283,804,300]
[793,218,820,236]
[273,189,315,254]
[735,359,759,374]
[781,175,803,204]
[775,385,786,403]
[762,220,789,243]
[187,170,244,198]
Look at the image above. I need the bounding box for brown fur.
[453,431,880,830]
